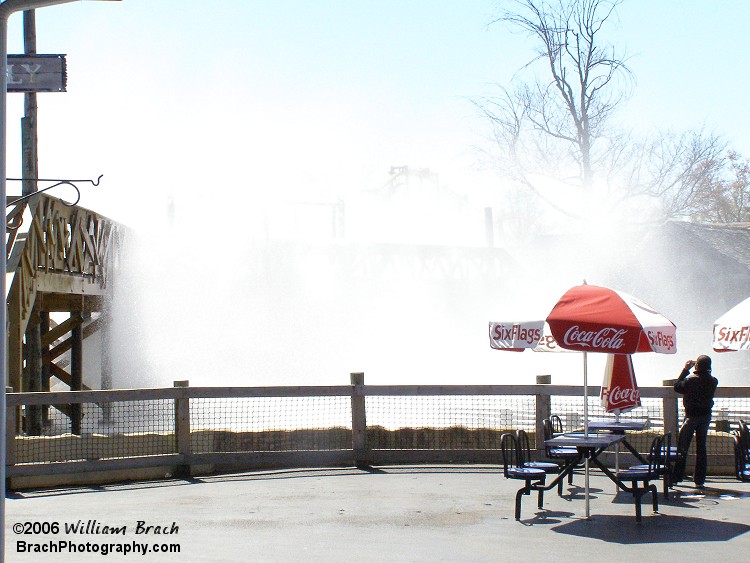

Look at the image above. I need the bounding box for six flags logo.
[716,325,750,343]
[492,323,541,345]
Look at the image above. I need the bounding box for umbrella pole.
[615,410,620,494]
[583,352,588,436]
[583,351,590,518]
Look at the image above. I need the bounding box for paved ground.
[5,465,750,562]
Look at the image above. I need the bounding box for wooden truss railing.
[6,193,124,392]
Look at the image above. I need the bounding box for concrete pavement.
[5,465,750,562]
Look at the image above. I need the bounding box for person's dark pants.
[673,413,712,485]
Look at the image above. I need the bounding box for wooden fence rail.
[5,376,749,488]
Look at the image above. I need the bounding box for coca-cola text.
[562,326,627,350]
[603,385,641,408]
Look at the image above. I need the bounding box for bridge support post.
[101,308,113,424]
[40,312,50,425]
[24,310,42,435]
[70,321,83,435]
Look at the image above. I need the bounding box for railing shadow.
[9,465,501,500]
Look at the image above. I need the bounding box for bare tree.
[687,151,750,223]
[477,0,724,225]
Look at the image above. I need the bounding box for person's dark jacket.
[674,368,718,417]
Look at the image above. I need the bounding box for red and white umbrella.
[546,284,675,433]
[600,354,641,414]
[712,296,750,352]
[546,284,676,356]
[545,283,675,518]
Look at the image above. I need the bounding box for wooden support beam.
[41,312,83,348]
[25,311,43,435]
[38,293,103,314]
[48,362,73,387]
[7,280,25,392]
[49,363,96,394]
[43,315,102,363]
[71,324,83,434]
[41,312,51,424]
[82,316,103,340]
[48,363,100,419]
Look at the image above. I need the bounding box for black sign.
[7,54,67,93]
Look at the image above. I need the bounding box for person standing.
[672,355,719,488]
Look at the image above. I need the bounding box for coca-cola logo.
[604,385,641,408]
[563,326,627,350]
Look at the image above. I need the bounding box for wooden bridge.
[5,193,124,433]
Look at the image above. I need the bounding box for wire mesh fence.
[189,396,352,453]
[7,384,750,480]
[14,399,177,464]
[366,394,536,450]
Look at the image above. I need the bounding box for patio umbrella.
[546,283,676,517]
[600,354,641,415]
[712,296,750,352]
[546,283,676,434]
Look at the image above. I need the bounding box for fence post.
[350,372,369,467]
[174,380,191,478]
[662,379,679,440]
[535,378,551,458]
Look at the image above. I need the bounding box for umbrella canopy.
[545,284,675,427]
[546,284,677,355]
[713,296,750,352]
[600,354,641,414]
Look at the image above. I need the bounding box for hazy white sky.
[4,0,749,229]
[5,1,748,387]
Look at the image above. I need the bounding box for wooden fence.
[6,375,748,488]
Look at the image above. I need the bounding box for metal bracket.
[5,175,103,230]
[5,174,103,207]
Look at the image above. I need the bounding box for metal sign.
[6,54,66,92]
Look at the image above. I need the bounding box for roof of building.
[667,221,750,271]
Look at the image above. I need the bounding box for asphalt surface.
[5,465,750,562]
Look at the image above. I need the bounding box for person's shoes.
[695,483,705,489]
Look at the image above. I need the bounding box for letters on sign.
[562,326,627,350]
[716,326,750,344]
[602,385,640,410]
[491,323,542,345]
[6,54,67,93]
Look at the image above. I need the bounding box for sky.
[5,0,749,227]
[4,0,750,388]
